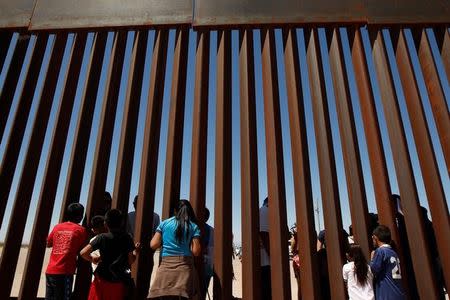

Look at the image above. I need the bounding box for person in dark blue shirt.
[370,225,405,300]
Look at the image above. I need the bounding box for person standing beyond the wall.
[127,195,160,238]
[45,203,88,300]
[259,197,272,300]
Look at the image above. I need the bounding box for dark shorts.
[45,274,73,300]
[261,265,272,300]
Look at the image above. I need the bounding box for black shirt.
[90,231,134,282]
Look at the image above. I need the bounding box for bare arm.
[150,232,162,250]
[80,244,101,264]
[191,238,201,256]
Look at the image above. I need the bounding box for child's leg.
[45,274,57,300]
[46,274,73,300]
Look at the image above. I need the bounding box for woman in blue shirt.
[149,199,201,299]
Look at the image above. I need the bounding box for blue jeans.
[45,274,73,300]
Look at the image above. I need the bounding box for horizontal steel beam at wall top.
[0,0,449,29]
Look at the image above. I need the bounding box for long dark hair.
[347,244,369,286]
[175,199,198,243]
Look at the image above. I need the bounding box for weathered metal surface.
[239,29,261,300]
[30,0,192,30]
[69,33,124,299]
[349,28,409,291]
[59,32,108,222]
[132,29,169,300]
[0,34,56,299]
[0,33,30,231]
[18,34,73,299]
[395,29,450,292]
[0,35,30,150]
[417,30,450,174]
[16,33,87,299]
[85,31,127,224]
[260,28,292,300]
[372,29,440,298]
[213,29,233,300]
[282,28,321,299]
[441,30,450,79]
[194,0,366,26]
[306,28,346,300]
[0,0,34,28]
[190,30,210,221]
[112,31,148,214]
[162,28,190,220]
[328,28,371,256]
[367,0,449,24]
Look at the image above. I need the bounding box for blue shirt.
[370,244,405,300]
[157,217,201,257]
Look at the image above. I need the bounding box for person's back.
[46,203,87,300]
[371,225,405,300]
[81,209,138,300]
[149,199,201,299]
[158,216,200,257]
[343,245,374,300]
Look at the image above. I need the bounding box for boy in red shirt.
[46,203,88,300]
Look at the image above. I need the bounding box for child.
[343,244,374,300]
[90,215,107,273]
[80,209,139,300]
[370,225,405,300]
[45,203,88,300]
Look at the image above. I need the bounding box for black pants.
[45,274,73,300]
[261,266,272,300]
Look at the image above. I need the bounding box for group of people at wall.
[43,191,445,300]
[287,194,445,300]
[44,192,214,300]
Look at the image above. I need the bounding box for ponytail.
[175,200,198,243]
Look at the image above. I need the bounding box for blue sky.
[0,27,448,245]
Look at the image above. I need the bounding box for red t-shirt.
[46,222,88,275]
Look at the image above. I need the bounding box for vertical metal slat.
[350,28,409,290]
[372,29,439,299]
[162,28,190,219]
[0,33,63,299]
[18,32,88,300]
[260,28,291,300]
[306,28,346,300]
[189,30,210,300]
[417,29,450,174]
[283,28,321,299]
[213,29,233,300]
[112,30,148,214]
[0,34,30,144]
[239,28,261,300]
[328,28,371,256]
[132,29,169,300]
[59,32,108,222]
[395,29,450,294]
[0,32,13,73]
